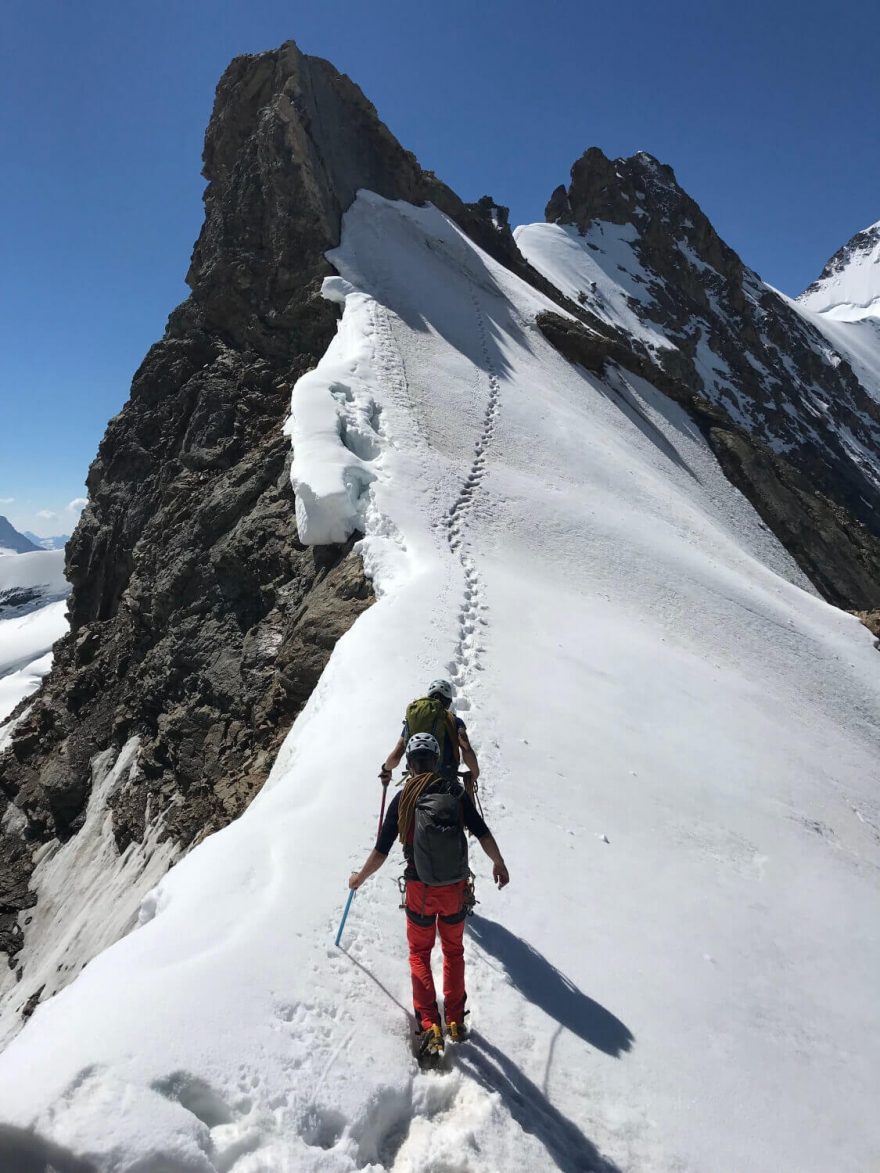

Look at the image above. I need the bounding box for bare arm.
[478,834,509,888]
[458,729,479,780]
[349,849,387,890]
[380,736,406,782]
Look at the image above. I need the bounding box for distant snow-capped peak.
[23,530,70,551]
[0,515,41,555]
[798,219,880,321]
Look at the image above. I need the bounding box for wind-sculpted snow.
[287,277,380,545]
[0,195,878,1173]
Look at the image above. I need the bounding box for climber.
[379,678,480,797]
[349,732,509,1066]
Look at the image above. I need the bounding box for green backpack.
[405,696,460,775]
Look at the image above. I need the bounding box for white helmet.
[427,678,453,702]
[406,733,440,758]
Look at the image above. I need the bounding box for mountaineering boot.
[446,1019,469,1043]
[416,1023,444,1069]
[446,1008,470,1043]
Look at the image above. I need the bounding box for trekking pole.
[335,889,355,947]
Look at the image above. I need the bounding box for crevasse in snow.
[0,195,877,1173]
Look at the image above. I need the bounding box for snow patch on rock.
[0,739,179,1044]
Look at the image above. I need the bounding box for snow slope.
[515,217,880,488]
[512,221,673,353]
[798,219,880,321]
[0,550,69,724]
[788,297,880,405]
[0,196,878,1173]
[790,219,880,406]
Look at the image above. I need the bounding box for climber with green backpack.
[379,678,480,796]
[350,732,509,1067]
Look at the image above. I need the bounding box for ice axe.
[335,889,355,947]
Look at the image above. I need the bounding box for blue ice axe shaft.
[335,889,355,947]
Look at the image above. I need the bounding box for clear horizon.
[1,0,877,536]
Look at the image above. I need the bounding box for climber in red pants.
[348,732,509,1066]
[405,877,469,1031]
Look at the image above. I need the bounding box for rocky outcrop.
[854,610,880,639]
[0,40,512,1008]
[538,149,880,607]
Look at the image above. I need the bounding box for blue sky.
[1,0,877,535]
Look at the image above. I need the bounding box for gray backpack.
[413,791,468,885]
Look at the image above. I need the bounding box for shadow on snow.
[0,1125,97,1173]
[459,1032,623,1173]
[468,914,634,1058]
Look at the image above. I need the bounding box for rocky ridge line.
[538,147,880,608]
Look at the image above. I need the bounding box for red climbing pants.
[405,880,467,1030]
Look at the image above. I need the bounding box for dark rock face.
[540,148,880,607]
[854,610,880,640]
[0,40,493,992]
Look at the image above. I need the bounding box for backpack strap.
[447,712,461,768]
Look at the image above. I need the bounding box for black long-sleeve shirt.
[376,780,489,880]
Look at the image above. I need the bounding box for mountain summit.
[798,219,880,320]
[0,40,878,1173]
[0,38,532,1035]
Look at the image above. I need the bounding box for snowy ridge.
[790,219,880,406]
[516,216,880,501]
[798,219,880,320]
[0,195,878,1172]
[512,221,673,352]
